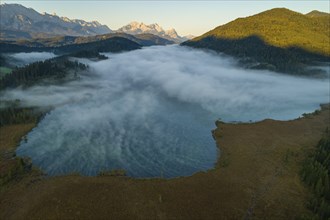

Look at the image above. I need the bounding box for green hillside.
[183,8,329,75]
[193,8,329,55]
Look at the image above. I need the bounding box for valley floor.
[0,105,329,219]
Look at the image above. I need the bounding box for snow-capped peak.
[165,28,179,38]
[129,21,141,26]
[117,21,187,42]
[61,17,72,22]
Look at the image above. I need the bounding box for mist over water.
[6,52,56,66]
[3,45,329,177]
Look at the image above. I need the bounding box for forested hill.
[0,32,175,54]
[1,33,174,48]
[182,8,330,75]
[0,36,141,54]
[189,8,329,55]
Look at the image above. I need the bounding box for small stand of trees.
[0,107,39,126]
[301,128,330,219]
[0,58,87,89]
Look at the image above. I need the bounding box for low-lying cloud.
[2,45,329,177]
[5,52,56,66]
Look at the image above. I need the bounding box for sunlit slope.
[192,8,330,56]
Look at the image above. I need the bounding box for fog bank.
[2,45,328,177]
[5,52,57,66]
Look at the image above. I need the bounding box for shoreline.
[1,104,329,179]
[0,104,329,219]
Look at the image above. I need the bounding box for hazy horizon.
[1,0,329,36]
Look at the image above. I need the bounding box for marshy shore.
[0,104,329,219]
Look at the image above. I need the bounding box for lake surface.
[11,45,329,178]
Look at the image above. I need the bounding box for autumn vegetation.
[183,8,330,75]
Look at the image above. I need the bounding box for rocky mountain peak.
[117,21,185,43]
[0,3,112,38]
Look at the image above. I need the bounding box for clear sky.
[2,0,329,36]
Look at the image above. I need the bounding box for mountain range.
[1,4,329,76]
[0,4,112,38]
[0,3,189,43]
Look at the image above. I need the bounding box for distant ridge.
[0,32,175,53]
[0,32,177,54]
[0,36,141,54]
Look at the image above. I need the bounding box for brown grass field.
[0,105,329,219]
